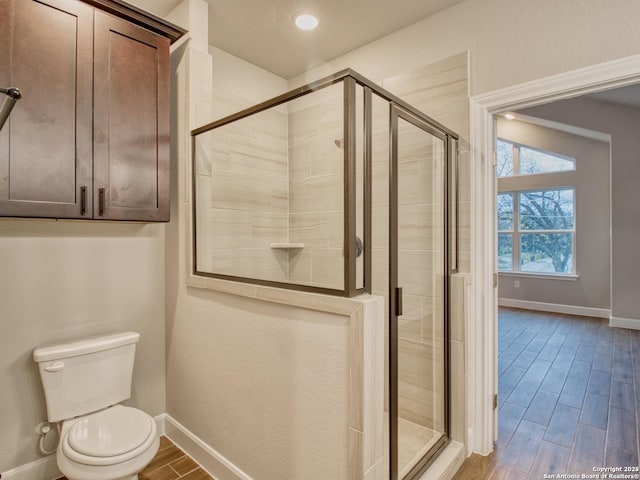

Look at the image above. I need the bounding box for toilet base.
[65,475,137,480]
[58,431,158,480]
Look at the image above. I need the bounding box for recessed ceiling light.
[294,13,319,31]
[504,113,515,120]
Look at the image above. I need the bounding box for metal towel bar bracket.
[0,86,22,131]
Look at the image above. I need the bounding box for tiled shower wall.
[382,54,470,273]
[195,96,290,280]
[196,51,468,293]
[287,86,344,289]
[196,88,347,287]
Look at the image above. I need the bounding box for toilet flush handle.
[44,361,64,372]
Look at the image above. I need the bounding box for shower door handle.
[395,287,403,316]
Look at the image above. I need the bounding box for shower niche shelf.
[269,243,305,249]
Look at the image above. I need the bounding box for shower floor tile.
[58,435,215,480]
[398,419,441,477]
[383,413,443,478]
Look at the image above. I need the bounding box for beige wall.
[288,0,640,98]
[496,118,611,310]
[522,97,640,320]
[166,288,353,480]
[0,220,166,473]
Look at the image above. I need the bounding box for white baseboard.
[3,413,464,480]
[1,413,173,480]
[609,315,640,330]
[1,455,60,480]
[498,298,610,319]
[162,414,254,480]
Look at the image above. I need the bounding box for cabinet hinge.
[492,150,497,167]
[493,393,498,410]
[493,272,498,288]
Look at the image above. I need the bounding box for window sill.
[498,271,579,281]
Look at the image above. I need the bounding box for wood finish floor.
[453,308,640,480]
[60,436,214,480]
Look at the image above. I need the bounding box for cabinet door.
[0,0,93,218]
[93,11,170,222]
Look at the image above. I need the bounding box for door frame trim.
[468,52,640,455]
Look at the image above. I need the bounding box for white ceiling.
[132,0,465,78]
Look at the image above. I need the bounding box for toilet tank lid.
[33,332,140,363]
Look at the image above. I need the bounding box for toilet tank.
[33,332,140,422]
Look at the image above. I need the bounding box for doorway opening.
[467,53,640,463]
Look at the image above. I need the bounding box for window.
[497,139,576,275]
[497,139,575,177]
[497,193,514,271]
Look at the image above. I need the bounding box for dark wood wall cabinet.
[0,0,185,221]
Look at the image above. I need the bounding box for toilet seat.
[62,406,156,466]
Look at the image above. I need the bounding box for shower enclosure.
[191,69,459,480]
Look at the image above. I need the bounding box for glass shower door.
[390,106,448,479]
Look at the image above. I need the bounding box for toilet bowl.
[57,405,159,480]
[33,332,158,480]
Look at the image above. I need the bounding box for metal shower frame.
[191,68,460,480]
[191,68,459,297]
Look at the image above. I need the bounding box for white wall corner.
[165,0,189,30]
[154,413,167,435]
[163,414,254,480]
[609,315,640,330]
[166,0,208,54]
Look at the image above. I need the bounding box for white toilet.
[33,332,159,480]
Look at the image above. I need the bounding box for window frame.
[497,192,515,272]
[498,188,576,275]
[497,138,576,178]
[497,138,577,277]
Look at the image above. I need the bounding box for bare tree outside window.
[519,189,574,273]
